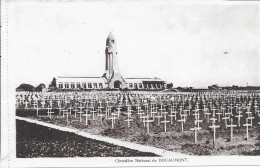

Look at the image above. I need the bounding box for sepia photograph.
[1,0,260,167]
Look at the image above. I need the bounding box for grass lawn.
[16,119,158,157]
[17,109,260,156]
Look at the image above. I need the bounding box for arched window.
[71,83,75,88]
[99,83,103,88]
[88,83,92,88]
[65,83,69,89]
[76,82,81,88]
[134,83,138,89]
[82,82,86,89]
[58,83,63,89]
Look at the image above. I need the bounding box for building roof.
[57,76,101,78]
[55,76,164,84]
[56,76,106,83]
[124,77,163,83]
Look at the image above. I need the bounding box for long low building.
[50,33,167,90]
[124,78,165,90]
[52,77,165,90]
[55,77,106,90]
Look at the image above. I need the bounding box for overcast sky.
[10,1,260,88]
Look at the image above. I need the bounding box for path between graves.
[16,116,188,157]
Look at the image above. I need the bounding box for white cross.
[211,108,217,117]
[78,106,85,114]
[209,123,220,148]
[150,109,157,121]
[137,106,144,114]
[90,107,97,120]
[168,112,176,124]
[47,106,54,118]
[180,113,188,123]
[243,118,252,141]
[205,112,211,123]
[161,119,170,132]
[222,115,229,129]
[57,99,61,107]
[248,116,254,125]
[246,111,252,118]
[125,118,133,128]
[228,106,234,116]
[221,107,226,116]
[83,113,92,125]
[177,119,186,132]
[98,106,104,115]
[137,108,144,119]
[108,116,116,129]
[190,127,201,143]
[155,114,163,126]
[216,112,222,122]
[226,118,237,140]
[41,100,46,109]
[33,102,38,109]
[144,103,149,112]
[68,105,73,115]
[58,106,63,116]
[98,112,105,125]
[183,109,189,116]
[145,117,154,133]
[195,117,203,129]
[73,108,79,118]
[35,105,40,116]
[140,115,148,127]
[235,112,243,127]
[63,109,69,122]
[116,107,122,119]
[159,105,165,116]
[106,106,112,119]
[161,111,168,119]
[210,118,217,124]
[179,105,184,113]
[77,110,85,122]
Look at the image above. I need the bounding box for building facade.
[51,33,166,90]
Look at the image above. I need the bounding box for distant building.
[208,84,220,90]
[51,33,166,90]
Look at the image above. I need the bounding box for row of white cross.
[16,91,260,146]
[23,100,260,143]
[16,90,260,108]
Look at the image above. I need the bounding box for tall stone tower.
[105,32,119,79]
[104,32,126,89]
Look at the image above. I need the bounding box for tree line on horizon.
[16,83,46,92]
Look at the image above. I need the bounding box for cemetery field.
[16,119,158,157]
[16,90,260,156]
[17,109,260,156]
